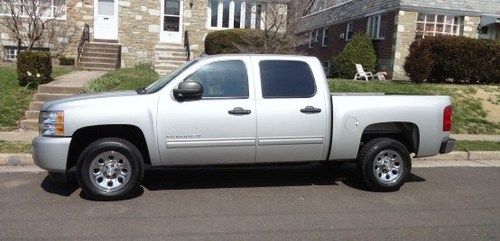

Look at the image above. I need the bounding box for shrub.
[403,40,433,83]
[59,56,75,66]
[404,36,499,84]
[205,29,264,55]
[17,51,53,87]
[332,33,377,79]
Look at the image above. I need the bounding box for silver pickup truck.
[33,54,455,200]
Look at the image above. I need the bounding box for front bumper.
[32,136,72,173]
[439,137,455,154]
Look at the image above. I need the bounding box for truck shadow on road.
[40,162,426,199]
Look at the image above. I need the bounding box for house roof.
[297,0,500,33]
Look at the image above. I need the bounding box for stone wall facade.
[391,10,418,80]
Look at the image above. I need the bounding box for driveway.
[0,164,498,241]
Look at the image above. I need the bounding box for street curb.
[0,151,499,167]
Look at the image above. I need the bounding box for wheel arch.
[66,125,152,171]
[359,122,420,155]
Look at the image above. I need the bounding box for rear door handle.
[300,106,321,114]
[228,107,251,115]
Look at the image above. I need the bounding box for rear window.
[259,60,316,98]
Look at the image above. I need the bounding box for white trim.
[206,0,266,30]
[364,9,386,17]
[308,31,313,48]
[160,0,184,43]
[0,0,67,20]
[367,14,386,40]
[94,0,119,40]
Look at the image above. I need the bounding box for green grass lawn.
[329,79,500,135]
[85,63,159,93]
[0,140,32,153]
[0,66,75,130]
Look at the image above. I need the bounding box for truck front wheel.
[76,138,144,200]
[357,138,411,192]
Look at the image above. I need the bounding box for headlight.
[39,111,64,136]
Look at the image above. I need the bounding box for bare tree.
[234,0,316,54]
[0,0,67,51]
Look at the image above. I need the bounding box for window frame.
[366,14,386,40]
[345,21,353,41]
[416,13,462,38]
[321,27,329,47]
[207,0,266,30]
[183,60,250,100]
[0,0,67,20]
[308,31,314,48]
[3,46,17,60]
[322,60,330,76]
[259,60,317,99]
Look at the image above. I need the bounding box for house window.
[0,0,67,19]
[322,28,329,47]
[314,29,320,42]
[208,0,266,30]
[416,13,462,38]
[308,31,314,48]
[323,60,331,76]
[346,21,353,41]
[3,46,17,60]
[367,14,386,39]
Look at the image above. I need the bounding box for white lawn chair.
[354,64,375,81]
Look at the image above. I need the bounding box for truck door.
[157,57,257,165]
[253,57,329,163]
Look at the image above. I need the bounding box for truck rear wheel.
[357,138,411,192]
[76,138,144,200]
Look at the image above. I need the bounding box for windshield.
[144,59,199,93]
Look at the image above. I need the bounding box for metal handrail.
[76,24,90,63]
[184,30,191,61]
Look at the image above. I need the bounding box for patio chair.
[354,64,375,81]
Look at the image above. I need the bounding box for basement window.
[4,46,18,60]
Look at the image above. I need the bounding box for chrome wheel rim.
[373,149,403,184]
[89,151,131,192]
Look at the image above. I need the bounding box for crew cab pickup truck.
[33,55,455,200]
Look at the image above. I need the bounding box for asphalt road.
[0,164,499,241]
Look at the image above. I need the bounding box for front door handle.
[300,106,322,114]
[228,107,251,115]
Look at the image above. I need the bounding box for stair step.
[37,85,83,95]
[80,56,118,64]
[29,101,45,111]
[81,66,117,71]
[83,47,120,54]
[93,39,119,43]
[20,119,38,131]
[34,93,74,102]
[82,52,119,58]
[25,110,40,119]
[155,56,188,62]
[86,42,120,48]
[155,45,186,51]
[79,62,117,69]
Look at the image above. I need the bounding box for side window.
[186,60,249,98]
[259,60,316,98]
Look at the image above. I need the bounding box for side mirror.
[173,81,203,101]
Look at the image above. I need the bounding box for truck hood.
[42,91,138,111]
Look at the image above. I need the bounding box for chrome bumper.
[32,136,72,173]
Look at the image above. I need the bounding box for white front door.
[160,0,183,43]
[94,0,118,40]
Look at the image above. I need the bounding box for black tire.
[76,138,144,200]
[357,138,411,192]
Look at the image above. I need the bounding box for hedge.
[59,56,75,66]
[17,51,53,87]
[404,36,499,84]
[332,33,377,79]
[205,29,265,55]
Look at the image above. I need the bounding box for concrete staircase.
[78,39,121,71]
[20,85,81,130]
[154,43,188,75]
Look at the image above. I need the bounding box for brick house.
[295,0,499,79]
[0,0,288,74]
